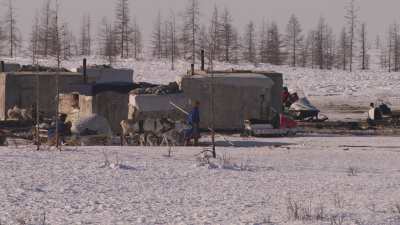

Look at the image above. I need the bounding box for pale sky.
[8,0,400,47]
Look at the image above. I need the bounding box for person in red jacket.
[282,87,290,104]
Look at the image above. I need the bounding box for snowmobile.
[288,97,328,122]
[243,115,299,137]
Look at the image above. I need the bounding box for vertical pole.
[201,49,205,71]
[1,61,4,72]
[55,68,60,150]
[210,52,216,158]
[191,64,195,76]
[83,58,87,83]
[36,74,40,151]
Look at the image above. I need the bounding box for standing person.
[185,100,201,146]
[367,103,375,125]
[282,87,290,107]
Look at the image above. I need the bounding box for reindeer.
[120,107,176,146]
[120,118,175,146]
[7,105,33,121]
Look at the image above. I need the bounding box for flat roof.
[188,73,271,79]
[4,72,82,76]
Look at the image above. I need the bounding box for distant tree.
[79,14,92,56]
[61,22,76,60]
[258,20,268,63]
[50,0,63,67]
[375,35,381,49]
[209,5,221,61]
[39,0,52,57]
[151,12,162,59]
[29,11,40,64]
[345,0,358,72]
[387,25,394,72]
[266,21,282,65]
[314,17,335,70]
[115,0,130,58]
[285,14,303,67]
[220,7,234,62]
[298,38,309,67]
[307,30,316,68]
[182,0,200,64]
[337,27,348,70]
[230,28,241,64]
[4,0,20,57]
[198,25,209,61]
[359,22,369,70]
[167,11,178,70]
[324,27,335,70]
[98,17,117,65]
[131,18,142,60]
[242,21,256,64]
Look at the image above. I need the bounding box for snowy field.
[1,56,400,224]
[1,136,400,224]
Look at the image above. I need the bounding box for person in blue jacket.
[185,100,200,146]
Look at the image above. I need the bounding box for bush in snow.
[347,166,359,176]
[196,152,255,171]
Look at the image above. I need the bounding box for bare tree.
[285,14,303,67]
[307,30,316,68]
[266,21,282,65]
[198,25,209,60]
[315,17,327,69]
[298,38,309,67]
[4,0,20,57]
[167,11,178,70]
[29,11,40,65]
[313,17,335,70]
[394,23,400,71]
[98,17,117,65]
[131,17,142,60]
[375,35,381,49]
[359,22,369,70]
[345,0,358,72]
[258,20,268,63]
[182,0,200,64]
[115,0,130,58]
[151,12,162,59]
[324,26,335,70]
[220,7,233,62]
[62,22,76,60]
[337,27,348,70]
[230,28,241,64]
[209,5,221,61]
[242,21,256,64]
[39,0,52,57]
[79,14,91,56]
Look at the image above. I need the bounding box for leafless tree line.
[1,0,397,72]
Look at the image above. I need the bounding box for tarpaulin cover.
[290,97,320,112]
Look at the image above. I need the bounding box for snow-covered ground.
[1,136,400,224]
[1,56,400,224]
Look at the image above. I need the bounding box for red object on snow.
[280,114,297,129]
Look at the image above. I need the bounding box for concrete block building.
[180,71,283,130]
[0,72,83,120]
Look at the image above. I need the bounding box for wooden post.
[201,50,205,71]
[210,51,216,158]
[36,74,40,151]
[83,58,87,83]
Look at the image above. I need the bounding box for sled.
[243,119,298,137]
